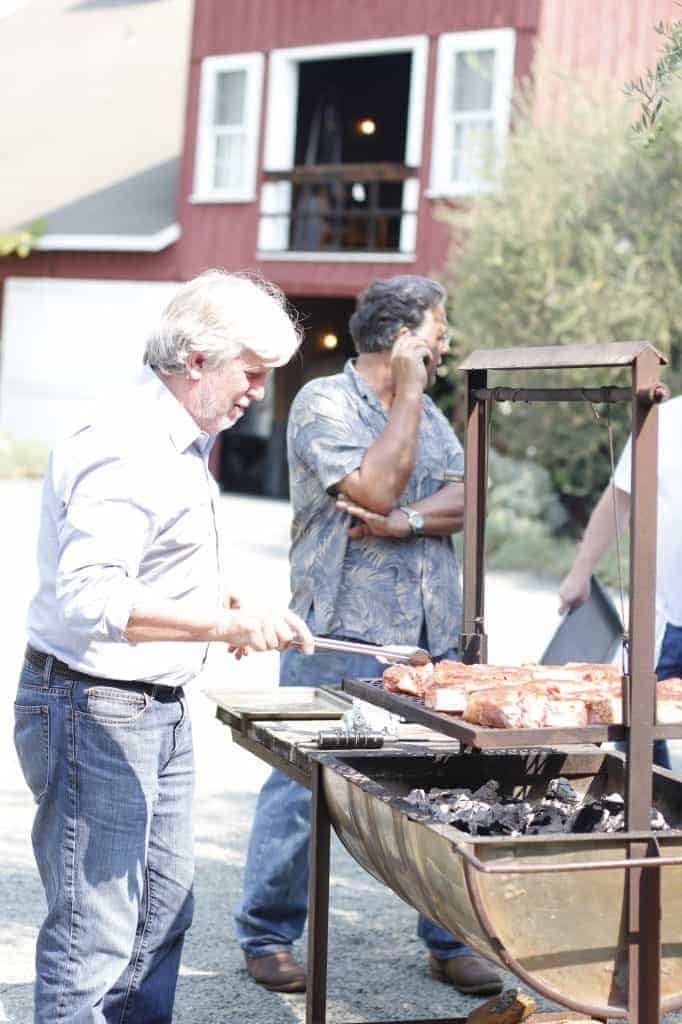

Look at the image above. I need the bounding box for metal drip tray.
[319,746,682,1018]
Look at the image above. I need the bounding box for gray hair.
[348,275,446,354]
[144,269,302,373]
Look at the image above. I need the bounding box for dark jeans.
[235,620,472,961]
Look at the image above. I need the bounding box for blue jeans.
[234,634,471,962]
[614,623,682,770]
[14,658,195,1024]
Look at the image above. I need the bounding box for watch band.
[399,505,424,535]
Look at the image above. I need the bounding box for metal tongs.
[292,635,430,666]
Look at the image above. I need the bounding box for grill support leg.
[307,759,331,1024]
[628,843,662,1024]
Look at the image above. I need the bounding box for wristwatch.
[399,506,425,535]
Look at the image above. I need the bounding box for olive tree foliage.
[439,59,682,531]
[625,18,682,141]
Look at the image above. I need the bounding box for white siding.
[0,277,180,446]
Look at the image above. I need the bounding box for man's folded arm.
[408,481,464,535]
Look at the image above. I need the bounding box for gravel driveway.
[1,480,678,1023]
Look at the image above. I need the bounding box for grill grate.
[343,677,631,750]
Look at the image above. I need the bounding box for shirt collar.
[343,357,430,416]
[142,366,205,454]
[343,358,385,413]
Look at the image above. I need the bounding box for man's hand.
[336,497,411,539]
[390,333,430,394]
[558,570,591,616]
[215,606,314,656]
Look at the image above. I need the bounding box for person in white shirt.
[14,270,314,1024]
[558,395,682,769]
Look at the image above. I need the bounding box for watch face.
[412,511,425,531]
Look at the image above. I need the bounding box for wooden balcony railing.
[260,162,419,254]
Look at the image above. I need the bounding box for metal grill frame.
[342,343,679,1024]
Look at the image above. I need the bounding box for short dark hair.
[348,275,446,354]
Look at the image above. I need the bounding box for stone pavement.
[0,480,677,1023]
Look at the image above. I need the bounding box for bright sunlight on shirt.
[27,368,222,687]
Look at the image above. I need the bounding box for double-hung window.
[192,53,264,202]
[430,29,515,197]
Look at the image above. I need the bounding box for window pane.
[213,133,246,189]
[451,119,494,184]
[214,70,246,126]
[453,50,495,112]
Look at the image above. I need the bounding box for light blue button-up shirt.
[27,368,222,687]
[287,360,464,656]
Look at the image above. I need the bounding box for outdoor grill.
[319,746,682,1017]
[208,342,682,1024]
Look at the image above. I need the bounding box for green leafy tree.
[439,65,682,531]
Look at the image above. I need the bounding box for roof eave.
[34,222,181,254]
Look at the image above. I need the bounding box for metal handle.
[292,635,430,666]
[452,840,682,875]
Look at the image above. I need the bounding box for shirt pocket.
[14,703,50,803]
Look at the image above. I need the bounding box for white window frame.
[191,52,264,204]
[257,35,428,257]
[429,28,515,198]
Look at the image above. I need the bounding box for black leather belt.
[24,645,159,694]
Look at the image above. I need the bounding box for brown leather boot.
[428,954,503,995]
[244,950,307,992]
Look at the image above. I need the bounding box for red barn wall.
[537,0,680,115]
[176,0,542,296]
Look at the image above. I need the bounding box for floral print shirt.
[286,360,464,656]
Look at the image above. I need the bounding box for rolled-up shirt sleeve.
[289,384,374,493]
[429,403,464,482]
[444,435,464,481]
[55,460,157,642]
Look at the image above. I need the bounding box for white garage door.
[0,276,180,447]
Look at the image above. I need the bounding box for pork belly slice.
[426,661,525,695]
[382,661,433,697]
[464,686,593,729]
[425,686,468,714]
[656,679,682,721]
[522,662,621,688]
[586,694,623,725]
[463,688,548,729]
[584,680,682,725]
[564,662,622,685]
[658,678,682,699]
[382,665,409,692]
[542,698,588,728]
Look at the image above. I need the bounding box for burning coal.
[403,778,670,836]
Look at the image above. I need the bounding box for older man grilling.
[15,270,314,1024]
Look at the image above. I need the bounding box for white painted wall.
[0,277,180,447]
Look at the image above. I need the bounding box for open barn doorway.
[289,52,412,252]
[216,295,356,498]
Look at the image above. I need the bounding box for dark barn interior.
[217,295,356,497]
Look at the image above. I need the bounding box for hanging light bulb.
[356,118,377,136]
[321,332,339,350]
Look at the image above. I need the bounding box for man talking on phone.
[235,275,502,998]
